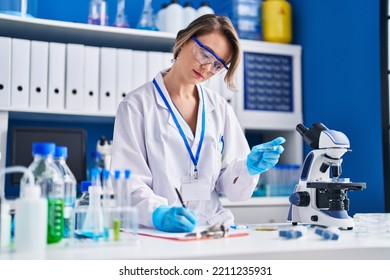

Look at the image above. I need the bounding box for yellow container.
[261,0,292,43]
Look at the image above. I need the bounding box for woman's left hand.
[246,137,286,175]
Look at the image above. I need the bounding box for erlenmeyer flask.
[137,0,158,31]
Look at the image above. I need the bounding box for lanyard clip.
[194,166,198,179]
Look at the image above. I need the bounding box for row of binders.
[0,36,174,115]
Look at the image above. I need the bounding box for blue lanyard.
[153,79,205,179]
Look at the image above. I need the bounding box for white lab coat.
[111,72,259,228]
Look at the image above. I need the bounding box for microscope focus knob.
[289,191,310,207]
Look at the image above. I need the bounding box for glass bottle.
[21,142,65,244]
[137,0,158,31]
[73,181,91,236]
[76,181,92,208]
[54,146,77,238]
[88,0,109,26]
[113,0,129,28]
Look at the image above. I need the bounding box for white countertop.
[2,225,389,260]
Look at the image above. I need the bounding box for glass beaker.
[0,0,37,17]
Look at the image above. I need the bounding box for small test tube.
[123,169,131,207]
[279,225,308,239]
[315,226,340,240]
[113,218,120,241]
[314,227,325,236]
[322,227,340,240]
[255,145,278,152]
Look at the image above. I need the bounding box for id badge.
[181,179,211,201]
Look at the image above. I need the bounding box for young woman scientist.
[111,14,285,233]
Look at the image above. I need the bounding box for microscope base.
[288,205,355,229]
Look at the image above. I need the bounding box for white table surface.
[2,225,390,260]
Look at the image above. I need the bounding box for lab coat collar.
[153,72,215,142]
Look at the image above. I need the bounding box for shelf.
[0,14,303,53]
[0,14,304,205]
[5,110,115,124]
[0,14,176,52]
[0,14,304,131]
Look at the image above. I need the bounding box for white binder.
[48,42,66,110]
[116,48,133,107]
[83,46,100,112]
[29,40,49,109]
[11,38,30,109]
[147,51,164,81]
[132,50,148,90]
[0,37,11,108]
[99,47,117,114]
[65,43,84,111]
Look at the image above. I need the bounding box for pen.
[175,187,186,208]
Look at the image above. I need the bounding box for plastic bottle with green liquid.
[21,142,65,244]
[54,146,76,239]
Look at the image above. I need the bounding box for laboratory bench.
[1,225,389,260]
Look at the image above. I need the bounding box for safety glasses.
[191,36,229,75]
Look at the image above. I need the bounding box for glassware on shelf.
[0,0,38,17]
[113,0,129,28]
[88,0,109,26]
[136,0,158,31]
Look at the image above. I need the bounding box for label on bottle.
[47,198,64,244]
[63,197,76,238]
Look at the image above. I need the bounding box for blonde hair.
[172,14,241,92]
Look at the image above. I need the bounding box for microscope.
[97,135,112,171]
[287,123,366,229]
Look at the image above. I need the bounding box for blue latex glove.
[152,205,198,233]
[246,137,286,176]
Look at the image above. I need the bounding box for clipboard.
[137,225,249,242]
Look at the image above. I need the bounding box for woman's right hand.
[152,205,198,232]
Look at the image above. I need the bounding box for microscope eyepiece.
[296,122,329,149]
[296,124,308,136]
[312,122,328,131]
[99,135,107,146]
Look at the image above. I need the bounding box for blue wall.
[289,0,384,214]
[6,0,385,213]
